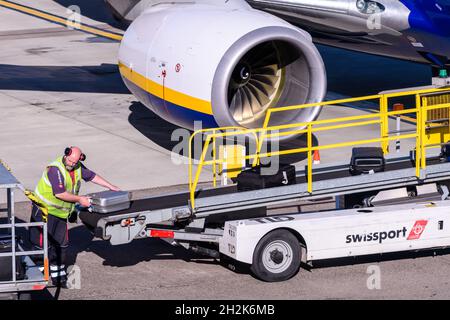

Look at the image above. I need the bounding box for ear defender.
[64,147,86,161]
[64,147,72,156]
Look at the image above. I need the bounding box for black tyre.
[250,229,301,282]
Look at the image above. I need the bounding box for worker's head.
[63,146,85,171]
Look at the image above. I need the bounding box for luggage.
[236,164,296,192]
[441,142,450,161]
[349,147,385,175]
[0,236,26,281]
[409,148,417,166]
[88,190,131,213]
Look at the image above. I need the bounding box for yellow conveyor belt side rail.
[188,87,450,211]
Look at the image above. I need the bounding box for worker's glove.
[78,196,91,208]
[68,210,78,223]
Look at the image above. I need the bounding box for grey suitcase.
[88,190,131,213]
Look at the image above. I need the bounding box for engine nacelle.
[118,0,326,140]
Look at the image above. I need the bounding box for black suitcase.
[349,147,385,175]
[236,164,296,192]
[0,237,26,281]
[441,142,450,161]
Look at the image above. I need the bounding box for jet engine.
[118,0,326,140]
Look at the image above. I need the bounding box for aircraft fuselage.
[247,0,450,68]
[107,0,450,68]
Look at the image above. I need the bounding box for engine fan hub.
[233,62,252,86]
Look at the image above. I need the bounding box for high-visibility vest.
[34,156,82,219]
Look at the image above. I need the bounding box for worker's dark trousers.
[29,204,69,280]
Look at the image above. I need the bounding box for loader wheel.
[251,230,301,282]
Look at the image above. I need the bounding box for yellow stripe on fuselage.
[0,0,123,41]
[118,61,213,115]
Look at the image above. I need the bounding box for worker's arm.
[81,165,120,191]
[55,192,91,207]
[90,174,121,191]
[48,167,91,207]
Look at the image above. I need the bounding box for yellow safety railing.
[188,126,260,189]
[188,87,450,211]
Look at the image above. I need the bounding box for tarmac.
[1,0,447,300]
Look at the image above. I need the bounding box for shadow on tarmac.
[0,28,433,161]
[67,224,212,268]
[128,101,315,164]
[127,45,431,162]
[128,101,184,153]
[318,44,432,97]
[309,247,450,270]
[68,222,450,284]
[0,63,128,94]
[53,0,126,29]
[9,214,450,298]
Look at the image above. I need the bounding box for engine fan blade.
[249,79,276,97]
[240,86,256,120]
[230,90,243,122]
[252,74,279,87]
[227,41,285,125]
[243,86,265,116]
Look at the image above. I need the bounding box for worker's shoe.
[50,265,69,288]
[51,275,69,289]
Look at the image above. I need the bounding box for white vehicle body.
[221,200,450,264]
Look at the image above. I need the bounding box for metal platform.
[0,163,48,296]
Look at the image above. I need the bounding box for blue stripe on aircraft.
[401,0,450,37]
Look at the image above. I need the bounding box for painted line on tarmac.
[0,0,123,41]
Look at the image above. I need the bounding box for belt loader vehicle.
[79,156,450,282]
[77,86,450,282]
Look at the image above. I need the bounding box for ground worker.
[29,146,120,288]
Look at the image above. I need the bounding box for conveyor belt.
[296,157,440,184]
[79,156,442,230]
[79,184,237,229]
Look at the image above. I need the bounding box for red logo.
[407,220,428,240]
[175,63,181,73]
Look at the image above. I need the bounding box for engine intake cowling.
[118,1,327,140]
